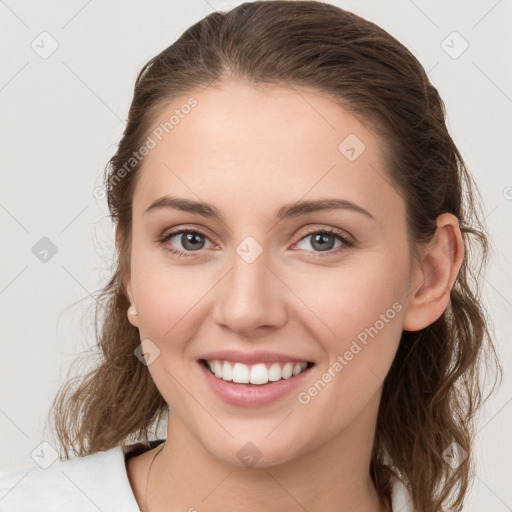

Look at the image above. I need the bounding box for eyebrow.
[144,195,375,221]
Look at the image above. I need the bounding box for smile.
[201,359,313,385]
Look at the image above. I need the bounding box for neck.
[145,394,389,512]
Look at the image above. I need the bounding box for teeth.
[205,360,309,385]
[250,363,268,385]
[268,362,282,382]
[232,362,249,383]
[222,361,233,381]
[213,360,223,378]
[281,362,293,379]
[292,363,303,376]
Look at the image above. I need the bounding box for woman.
[0,1,501,511]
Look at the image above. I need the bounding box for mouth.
[199,358,315,386]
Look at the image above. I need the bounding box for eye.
[159,228,215,257]
[293,227,353,257]
[158,226,353,258]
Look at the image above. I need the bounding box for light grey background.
[1,1,511,510]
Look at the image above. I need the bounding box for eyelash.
[158,226,353,259]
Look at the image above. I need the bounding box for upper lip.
[199,350,313,365]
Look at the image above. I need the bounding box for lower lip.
[198,361,313,407]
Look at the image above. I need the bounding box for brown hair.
[48,2,501,510]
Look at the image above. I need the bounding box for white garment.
[0,440,415,511]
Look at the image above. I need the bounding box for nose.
[211,247,288,337]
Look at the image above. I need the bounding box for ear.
[115,225,139,328]
[402,213,464,331]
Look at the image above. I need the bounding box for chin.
[205,436,306,469]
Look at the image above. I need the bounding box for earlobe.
[124,270,140,328]
[125,278,140,329]
[402,213,464,332]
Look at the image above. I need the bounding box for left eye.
[295,229,350,253]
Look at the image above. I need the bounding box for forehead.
[132,82,403,223]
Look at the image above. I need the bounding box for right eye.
[159,228,215,257]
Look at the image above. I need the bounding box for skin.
[121,81,464,512]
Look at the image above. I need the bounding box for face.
[124,81,415,468]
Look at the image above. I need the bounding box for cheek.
[294,255,406,408]
[301,253,405,344]
[129,232,211,339]
[132,268,208,344]
[129,263,211,410]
